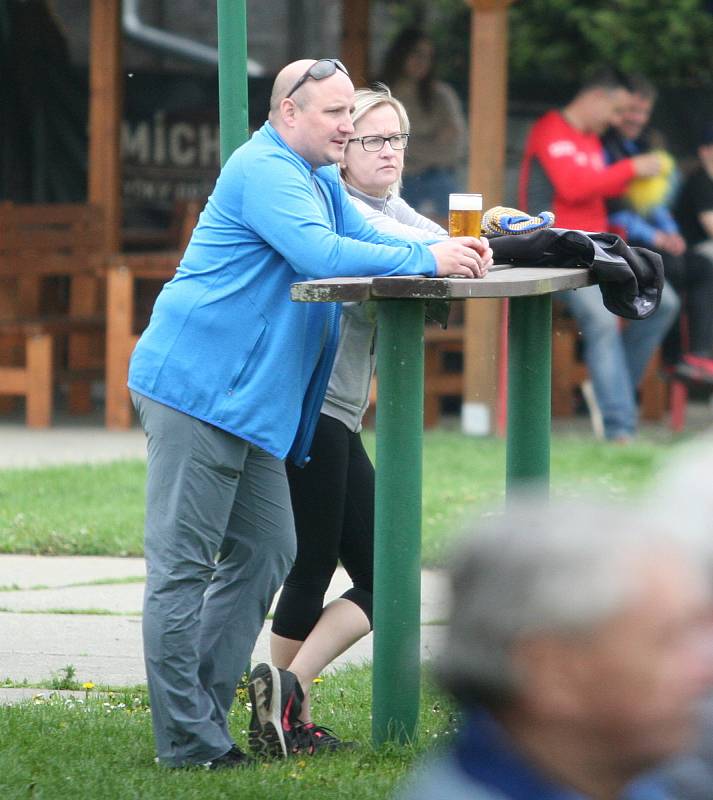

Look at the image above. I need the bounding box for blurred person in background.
[603,75,713,382]
[520,67,679,442]
[673,122,713,380]
[380,28,467,218]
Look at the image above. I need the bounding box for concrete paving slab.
[0,583,145,613]
[0,554,448,693]
[0,555,145,590]
[0,558,447,621]
[0,423,147,468]
[0,611,445,693]
[1,612,145,685]
[0,688,93,705]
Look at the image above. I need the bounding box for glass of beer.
[448,193,483,238]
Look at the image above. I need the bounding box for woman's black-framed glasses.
[348,134,410,152]
[285,59,350,99]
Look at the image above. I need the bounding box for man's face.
[290,72,355,169]
[566,555,713,772]
[618,92,654,141]
[589,87,631,135]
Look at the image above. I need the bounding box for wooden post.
[341,0,370,86]
[105,264,134,429]
[26,333,53,429]
[88,0,122,254]
[74,0,122,414]
[462,0,512,435]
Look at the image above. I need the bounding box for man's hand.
[653,231,686,257]
[428,236,493,278]
[632,153,663,178]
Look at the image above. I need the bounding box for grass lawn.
[0,431,690,798]
[0,666,457,800]
[0,430,675,565]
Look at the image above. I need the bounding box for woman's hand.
[428,236,492,278]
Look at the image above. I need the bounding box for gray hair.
[648,436,713,556]
[437,496,708,710]
[342,84,410,196]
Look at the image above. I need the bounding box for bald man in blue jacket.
[128,58,491,769]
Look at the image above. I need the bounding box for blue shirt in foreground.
[396,710,670,800]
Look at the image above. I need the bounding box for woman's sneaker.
[293,722,356,754]
[248,663,304,758]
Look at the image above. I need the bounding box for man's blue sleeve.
[649,205,680,235]
[241,155,437,278]
[609,209,657,247]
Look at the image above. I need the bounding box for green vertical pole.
[217,0,249,685]
[217,0,250,166]
[373,300,425,746]
[506,295,552,495]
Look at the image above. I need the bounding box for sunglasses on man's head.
[285,59,350,99]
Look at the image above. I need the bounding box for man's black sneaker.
[205,745,252,770]
[248,662,304,758]
[291,722,357,755]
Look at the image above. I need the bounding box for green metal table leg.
[506,295,552,495]
[373,299,425,746]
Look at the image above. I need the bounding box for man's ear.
[512,635,590,720]
[280,98,299,129]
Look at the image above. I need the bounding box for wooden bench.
[0,203,106,426]
[105,251,181,428]
[424,323,464,427]
[417,299,667,429]
[365,320,465,429]
[0,316,104,427]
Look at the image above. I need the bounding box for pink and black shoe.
[247,663,304,758]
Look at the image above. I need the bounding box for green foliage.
[508,0,713,87]
[49,665,79,692]
[381,0,713,90]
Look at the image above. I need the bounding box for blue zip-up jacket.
[128,122,437,464]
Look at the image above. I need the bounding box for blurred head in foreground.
[427,497,713,799]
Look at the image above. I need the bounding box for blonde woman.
[264,86,492,755]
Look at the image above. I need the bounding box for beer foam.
[449,193,483,211]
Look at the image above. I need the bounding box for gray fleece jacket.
[320,184,447,431]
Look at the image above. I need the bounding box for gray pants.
[132,392,296,766]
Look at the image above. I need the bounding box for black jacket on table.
[489,228,664,320]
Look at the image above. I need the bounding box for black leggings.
[271,413,374,641]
